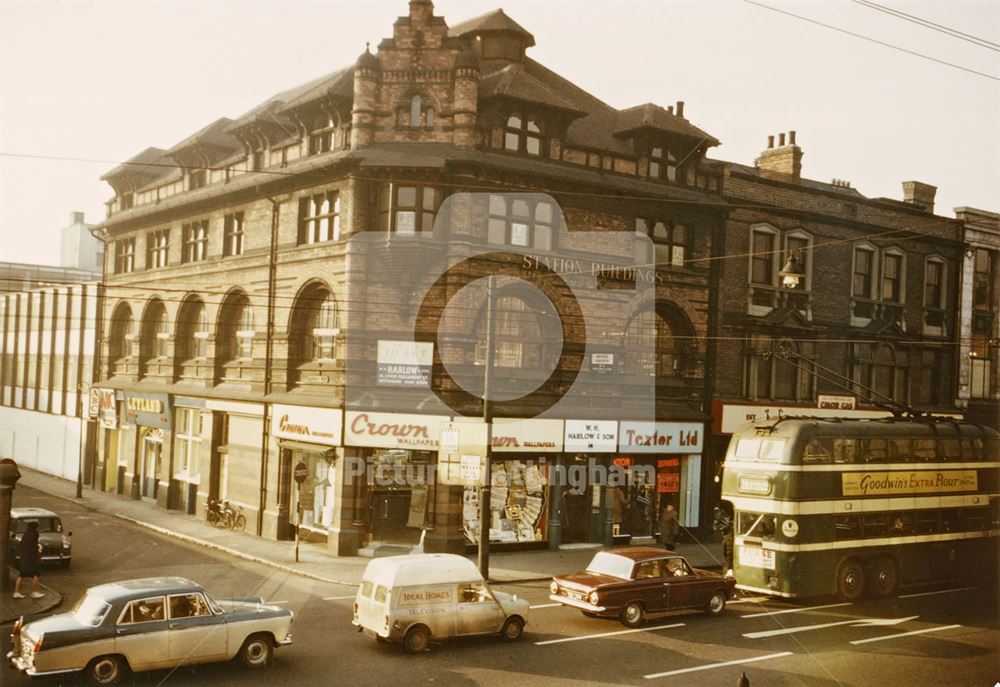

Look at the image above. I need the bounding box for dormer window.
[504,114,543,156]
[189,170,206,190]
[308,114,337,154]
[648,146,677,182]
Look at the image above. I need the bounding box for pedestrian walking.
[658,504,680,551]
[13,520,46,600]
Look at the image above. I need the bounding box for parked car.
[549,547,736,627]
[7,576,293,685]
[8,507,72,568]
[353,553,529,653]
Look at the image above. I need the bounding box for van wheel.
[239,633,273,668]
[836,559,866,601]
[705,590,727,616]
[868,557,898,597]
[403,625,430,653]
[501,616,524,641]
[85,655,127,686]
[620,601,646,628]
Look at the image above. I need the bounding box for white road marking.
[743,615,918,639]
[728,596,771,605]
[323,595,357,601]
[529,603,562,609]
[898,587,976,599]
[850,624,962,645]
[265,600,288,605]
[644,652,794,679]
[535,622,685,645]
[741,601,850,618]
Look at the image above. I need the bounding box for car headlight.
[588,591,600,605]
[62,536,71,549]
[549,581,559,594]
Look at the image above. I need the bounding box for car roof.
[601,547,684,562]
[87,577,204,602]
[10,507,60,519]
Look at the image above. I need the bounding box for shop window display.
[296,452,336,532]
[464,459,548,543]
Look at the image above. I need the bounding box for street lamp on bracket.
[778,249,806,289]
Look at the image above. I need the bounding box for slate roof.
[165,118,242,159]
[101,147,169,181]
[278,66,354,113]
[614,104,720,146]
[726,161,865,197]
[448,9,536,46]
[479,63,585,115]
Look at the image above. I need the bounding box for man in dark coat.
[13,521,45,599]
[658,504,680,551]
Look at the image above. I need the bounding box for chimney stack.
[676,101,685,118]
[901,181,937,213]
[755,131,803,182]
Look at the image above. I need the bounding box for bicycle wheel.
[207,509,221,528]
[234,513,247,532]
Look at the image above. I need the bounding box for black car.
[8,507,72,568]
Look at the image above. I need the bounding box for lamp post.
[77,382,89,498]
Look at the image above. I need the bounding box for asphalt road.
[4,488,999,686]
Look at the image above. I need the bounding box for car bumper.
[7,650,78,678]
[39,554,71,564]
[548,594,607,612]
[277,632,293,647]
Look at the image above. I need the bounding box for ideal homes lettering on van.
[842,470,979,497]
[397,588,454,607]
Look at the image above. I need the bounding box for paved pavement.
[3,467,724,622]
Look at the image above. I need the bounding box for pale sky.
[1,0,997,267]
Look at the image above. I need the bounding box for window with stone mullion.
[298,192,340,244]
[504,113,543,156]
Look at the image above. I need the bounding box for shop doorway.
[561,487,592,543]
[140,430,163,500]
[370,490,417,543]
[103,430,120,492]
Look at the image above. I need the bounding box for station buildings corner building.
[71,1,996,555]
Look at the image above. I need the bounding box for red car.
[549,547,735,627]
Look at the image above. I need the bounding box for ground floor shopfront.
[91,393,709,556]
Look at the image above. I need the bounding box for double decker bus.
[719,416,999,600]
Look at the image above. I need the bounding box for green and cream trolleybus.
[720,417,999,599]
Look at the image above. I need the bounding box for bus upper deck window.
[889,438,912,461]
[833,439,856,463]
[804,439,832,464]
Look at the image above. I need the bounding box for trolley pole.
[477,277,497,580]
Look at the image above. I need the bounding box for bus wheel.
[868,557,898,597]
[836,559,866,601]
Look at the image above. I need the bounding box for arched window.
[625,309,682,377]
[139,300,168,377]
[216,292,254,381]
[108,302,135,367]
[852,343,906,405]
[746,336,815,401]
[176,297,208,363]
[290,283,339,374]
[474,294,556,369]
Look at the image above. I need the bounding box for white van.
[352,554,529,653]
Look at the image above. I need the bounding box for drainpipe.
[258,196,281,536]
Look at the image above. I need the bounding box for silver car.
[7,577,293,685]
[8,507,72,568]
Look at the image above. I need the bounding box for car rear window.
[585,552,633,580]
[71,594,112,627]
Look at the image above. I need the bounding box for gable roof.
[101,147,169,181]
[165,118,242,163]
